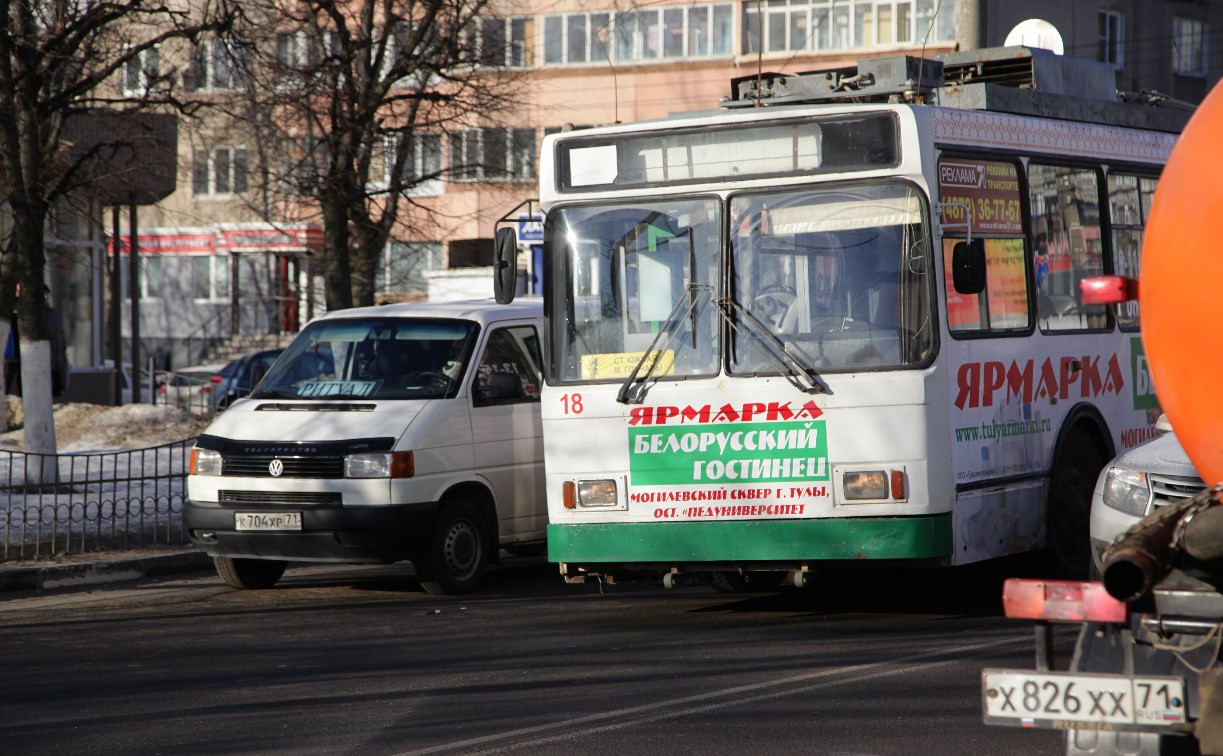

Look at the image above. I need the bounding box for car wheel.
[1048,436,1105,579]
[417,499,489,595]
[213,556,286,589]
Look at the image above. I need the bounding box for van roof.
[314,297,542,327]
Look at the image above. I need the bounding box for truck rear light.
[562,481,576,509]
[1001,578,1127,623]
[1080,275,1138,305]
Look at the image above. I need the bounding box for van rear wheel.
[417,500,489,595]
[214,556,286,589]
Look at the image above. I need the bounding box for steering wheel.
[410,371,451,388]
[752,286,797,332]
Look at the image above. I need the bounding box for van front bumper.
[184,499,439,563]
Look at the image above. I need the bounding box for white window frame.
[1097,10,1124,68]
[744,0,952,55]
[1173,17,1208,77]
[374,133,444,196]
[192,254,231,302]
[193,146,249,197]
[189,38,248,91]
[382,241,443,298]
[542,4,733,66]
[448,128,536,183]
[121,44,160,95]
[477,16,534,67]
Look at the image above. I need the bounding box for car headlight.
[345,451,414,479]
[191,448,222,476]
[1101,468,1150,516]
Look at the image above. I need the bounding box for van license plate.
[982,669,1186,729]
[235,512,302,531]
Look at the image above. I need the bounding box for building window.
[278,138,330,194]
[186,39,248,91]
[1097,11,1124,67]
[478,17,534,67]
[193,147,248,196]
[1173,17,1207,76]
[543,4,731,65]
[124,255,163,300]
[193,254,230,301]
[448,128,535,182]
[121,45,160,95]
[377,133,443,196]
[383,241,443,298]
[745,0,952,54]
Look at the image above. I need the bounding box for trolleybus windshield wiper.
[714,298,828,395]
[615,283,711,405]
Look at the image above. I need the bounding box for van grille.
[1150,473,1205,511]
[219,490,342,506]
[221,456,345,479]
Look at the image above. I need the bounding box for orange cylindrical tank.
[1141,79,1223,487]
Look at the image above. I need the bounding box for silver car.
[1089,416,1205,574]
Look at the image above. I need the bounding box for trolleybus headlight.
[345,451,414,479]
[843,470,888,500]
[1101,468,1150,516]
[577,479,618,508]
[190,448,222,476]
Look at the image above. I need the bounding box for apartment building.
[74,0,1223,374]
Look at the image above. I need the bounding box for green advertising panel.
[628,420,829,485]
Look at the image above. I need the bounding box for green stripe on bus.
[546,515,953,563]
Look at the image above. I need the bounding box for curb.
[0,550,213,594]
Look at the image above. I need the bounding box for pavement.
[0,547,213,594]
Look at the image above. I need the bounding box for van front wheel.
[214,556,286,589]
[418,500,489,595]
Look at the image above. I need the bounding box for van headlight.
[1102,468,1150,516]
[191,448,222,476]
[345,451,414,479]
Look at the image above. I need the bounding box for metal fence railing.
[0,439,196,561]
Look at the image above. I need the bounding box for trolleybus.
[493,46,1190,589]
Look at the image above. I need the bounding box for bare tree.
[0,0,236,457]
[224,0,515,310]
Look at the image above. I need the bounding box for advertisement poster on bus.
[624,401,830,520]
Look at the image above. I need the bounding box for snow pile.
[1,397,211,453]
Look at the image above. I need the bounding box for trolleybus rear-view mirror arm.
[713,298,828,395]
[615,283,711,405]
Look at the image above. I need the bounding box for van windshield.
[250,317,479,401]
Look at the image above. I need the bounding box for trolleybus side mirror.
[493,227,519,304]
[951,239,986,295]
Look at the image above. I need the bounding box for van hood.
[199,398,428,444]
[1113,432,1201,479]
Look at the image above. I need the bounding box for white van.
[185,298,545,594]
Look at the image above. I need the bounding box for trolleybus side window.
[1028,163,1110,332]
[937,157,1031,335]
[1106,173,1159,332]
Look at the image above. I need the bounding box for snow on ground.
[1,396,211,453]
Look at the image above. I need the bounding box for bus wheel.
[214,556,286,589]
[707,571,786,593]
[418,499,489,595]
[1047,437,1104,579]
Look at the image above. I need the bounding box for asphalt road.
[0,557,1065,755]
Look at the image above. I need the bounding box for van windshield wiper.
[713,298,827,395]
[616,283,711,405]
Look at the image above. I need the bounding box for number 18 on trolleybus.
[492,47,1189,591]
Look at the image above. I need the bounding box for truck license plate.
[235,512,302,531]
[982,670,1186,729]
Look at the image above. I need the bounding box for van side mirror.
[493,228,519,304]
[951,239,986,295]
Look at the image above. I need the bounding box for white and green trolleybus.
[493,46,1188,590]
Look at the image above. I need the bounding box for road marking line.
[396,633,1033,755]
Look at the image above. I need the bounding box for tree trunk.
[321,197,353,311]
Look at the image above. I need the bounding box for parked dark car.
[208,349,284,413]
